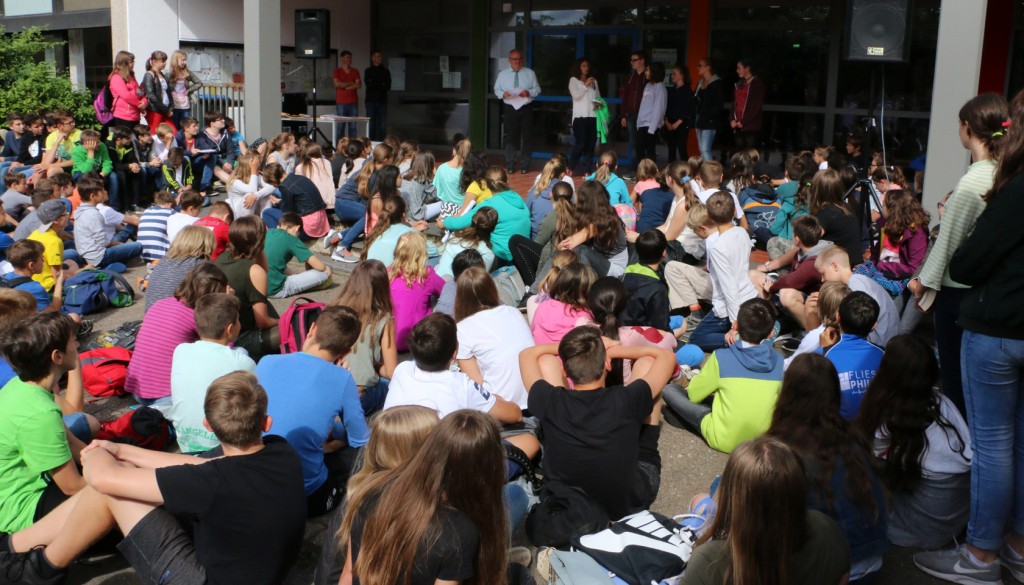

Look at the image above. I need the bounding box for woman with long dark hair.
[808,168,863,267]
[856,335,971,549]
[767,353,887,583]
[142,50,174,133]
[340,410,509,585]
[693,57,724,161]
[913,89,1024,583]
[568,58,600,175]
[681,436,850,585]
[558,180,628,277]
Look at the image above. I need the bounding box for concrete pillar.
[109,0,181,80]
[67,29,87,90]
[244,0,281,140]
[922,0,988,226]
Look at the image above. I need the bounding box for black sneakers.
[0,547,65,585]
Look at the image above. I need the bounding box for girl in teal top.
[588,150,631,206]
[433,138,471,214]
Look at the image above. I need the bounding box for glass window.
[491,0,526,27]
[4,0,53,16]
[375,0,469,29]
[376,33,470,93]
[63,0,108,10]
[391,97,470,146]
[714,0,829,23]
[530,34,578,96]
[530,0,637,27]
[645,0,689,24]
[644,30,688,70]
[832,115,928,164]
[583,32,637,103]
[710,29,830,107]
[489,31,524,89]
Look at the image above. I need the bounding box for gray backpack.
[492,265,527,308]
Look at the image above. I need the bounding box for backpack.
[492,266,527,308]
[86,319,143,351]
[0,275,33,289]
[62,268,135,315]
[537,548,616,585]
[738,184,781,247]
[93,81,117,125]
[279,296,325,354]
[573,510,697,585]
[80,347,132,397]
[526,480,611,549]
[95,407,171,451]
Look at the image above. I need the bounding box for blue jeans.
[961,330,1024,551]
[688,313,731,353]
[696,129,716,161]
[625,112,639,170]
[333,198,366,250]
[63,412,93,443]
[504,483,530,536]
[172,109,190,129]
[99,225,141,267]
[366,102,387,141]
[336,103,358,138]
[360,377,390,418]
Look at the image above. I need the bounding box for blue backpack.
[63,269,135,315]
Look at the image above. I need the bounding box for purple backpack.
[93,82,116,125]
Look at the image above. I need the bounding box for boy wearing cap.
[26,200,72,293]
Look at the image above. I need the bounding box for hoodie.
[621,264,671,331]
[686,341,784,453]
[526,183,554,238]
[399,179,438,222]
[442,190,530,262]
[769,239,833,295]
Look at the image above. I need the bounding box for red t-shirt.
[194,215,230,260]
[333,67,360,105]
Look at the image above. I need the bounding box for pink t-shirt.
[633,178,660,200]
[530,299,593,345]
[124,297,199,399]
[390,266,446,351]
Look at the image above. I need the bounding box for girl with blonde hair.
[226,152,276,219]
[168,49,203,128]
[143,225,216,312]
[389,231,445,350]
[330,143,395,262]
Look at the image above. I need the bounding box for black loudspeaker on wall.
[844,0,913,63]
[295,9,330,60]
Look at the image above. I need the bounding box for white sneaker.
[322,229,340,249]
[331,248,358,263]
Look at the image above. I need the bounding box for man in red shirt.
[333,50,361,138]
[619,50,647,177]
[730,58,766,151]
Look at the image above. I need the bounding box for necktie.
[514,70,520,89]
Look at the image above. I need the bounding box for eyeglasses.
[630,58,641,62]
[509,57,522,61]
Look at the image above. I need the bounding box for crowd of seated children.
[258,306,369,517]
[664,298,783,453]
[143,224,214,312]
[521,325,676,519]
[72,176,142,269]
[387,231,444,351]
[215,216,280,359]
[688,191,759,352]
[328,260,398,415]
[818,292,884,420]
[768,353,888,582]
[193,200,232,259]
[453,266,535,409]
[751,215,833,330]
[169,292,255,454]
[125,262,228,406]
[680,437,851,585]
[165,189,202,243]
[814,245,899,346]
[0,371,306,585]
[855,335,972,549]
[263,211,331,299]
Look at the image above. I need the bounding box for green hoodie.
[71,142,113,176]
[442,190,530,261]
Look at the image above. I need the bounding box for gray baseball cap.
[36,199,69,233]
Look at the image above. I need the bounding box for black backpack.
[526,480,610,549]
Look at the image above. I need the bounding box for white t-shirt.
[847,274,900,347]
[97,204,126,241]
[785,324,825,370]
[872,392,972,478]
[169,340,257,453]
[456,305,534,408]
[384,361,497,418]
[694,185,743,221]
[166,213,200,244]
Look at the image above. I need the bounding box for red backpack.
[279,297,325,354]
[80,347,132,397]
[95,407,170,451]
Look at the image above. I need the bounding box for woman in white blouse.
[568,58,600,175]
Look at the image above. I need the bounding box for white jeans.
[271,269,330,298]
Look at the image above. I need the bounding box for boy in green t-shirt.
[264,212,331,298]
[0,312,85,534]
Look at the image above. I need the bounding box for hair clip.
[1003,120,1012,128]
[992,131,1005,138]
[682,176,692,183]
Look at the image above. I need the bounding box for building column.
[921,0,988,225]
[109,0,180,81]
[244,0,281,140]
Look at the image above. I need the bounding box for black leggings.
[508,234,543,286]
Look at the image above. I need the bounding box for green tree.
[0,26,97,129]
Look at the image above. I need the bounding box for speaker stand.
[306,58,332,147]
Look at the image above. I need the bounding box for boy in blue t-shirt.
[256,306,369,517]
[818,291,884,419]
[3,240,53,311]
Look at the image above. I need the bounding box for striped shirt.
[138,205,175,261]
[125,297,198,400]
